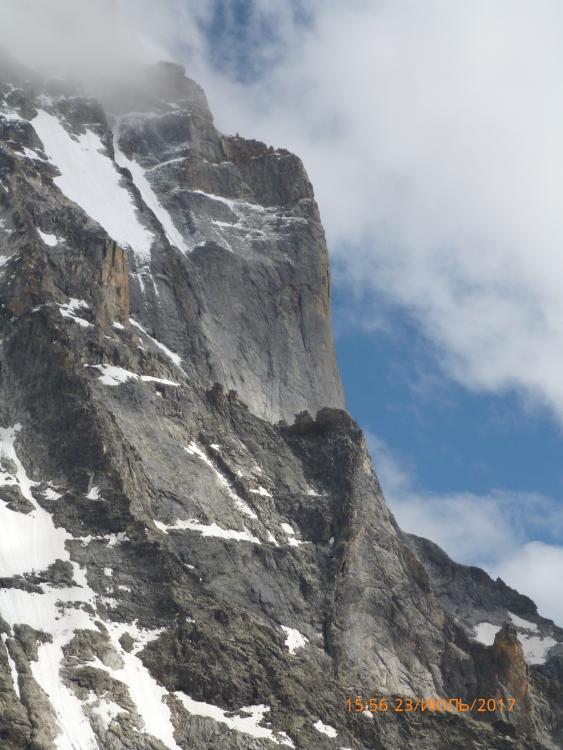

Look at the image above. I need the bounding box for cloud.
[495,542,563,628]
[0,0,207,87]
[0,1,150,72]
[366,432,563,625]
[178,0,563,425]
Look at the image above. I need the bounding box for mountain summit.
[0,58,561,750]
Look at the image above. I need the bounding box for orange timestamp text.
[345,696,517,715]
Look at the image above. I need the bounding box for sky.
[1,0,562,625]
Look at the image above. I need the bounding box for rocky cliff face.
[0,57,561,750]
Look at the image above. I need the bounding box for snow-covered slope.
[32,110,155,261]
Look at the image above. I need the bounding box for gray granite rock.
[0,53,560,750]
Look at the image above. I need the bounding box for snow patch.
[474,620,557,665]
[508,612,538,632]
[114,121,189,253]
[129,318,185,373]
[0,428,100,748]
[38,229,63,246]
[474,622,501,646]
[314,720,338,738]
[156,518,261,544]
[250,486,272,497]
[281,523,304,547]
[87,364,179,387]
[185,442,258,520]
[1,633,20,697]
[287,537,304,548]
[44,488,63,501]
[88,365,134,386]
[146,156,187,172]
[88,696,124,729]
[277,732,296,748]
[32,111,154,260]
[190,189,266,215]
[59,298,92,328]
[174,693,292,745]
[94,622,181,750]
[2,110,23,122]
[0,425,70,577]
[519,633,557,665]
[183,441,214,468]
[280,626,308,655]
[77,532,129,547]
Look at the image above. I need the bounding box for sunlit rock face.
[0,55,561,750]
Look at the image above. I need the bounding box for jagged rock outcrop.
[0,54,561,749]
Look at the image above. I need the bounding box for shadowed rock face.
[0,57,561,750]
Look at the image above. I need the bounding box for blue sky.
[334,289,563,500]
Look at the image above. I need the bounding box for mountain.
[0,56,561,750]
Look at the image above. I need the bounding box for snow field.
[0,425,100,749]
[174,693,295,746]
[473,612,557,664]
[32,111,154,260]
[0,426,182,749]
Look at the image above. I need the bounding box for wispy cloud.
[366,431,563,625]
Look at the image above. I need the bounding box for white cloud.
[366,432,563,626]
[495,542,563,628]
[0,0,210,87]
[179,0,563,425]
[0,1,157,75]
